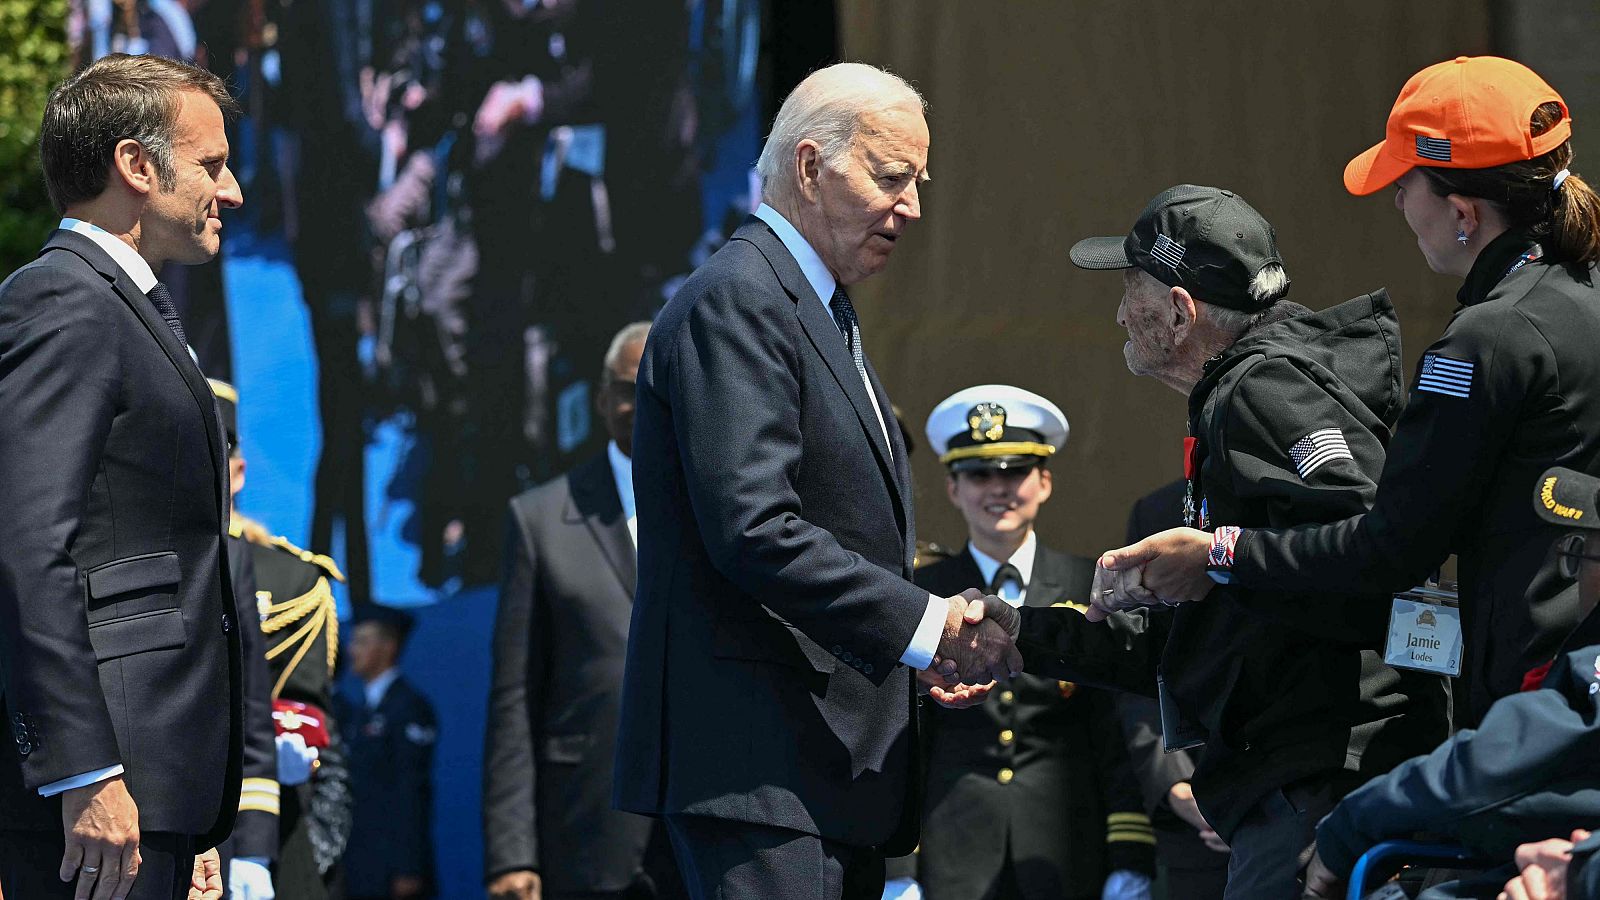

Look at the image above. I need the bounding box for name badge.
[1385,590,1462,677]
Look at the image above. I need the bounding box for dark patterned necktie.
[145,281,188,347]
[988,562,1023,598]
[828,285,868,382]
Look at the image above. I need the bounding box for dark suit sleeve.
[1016,605,1160,697]
[392,687,437,879]
[482,504,543,880]
[0,265,125,787]
[663,276,930,677]
[230,539,281,859]
[1570,831,1600,899]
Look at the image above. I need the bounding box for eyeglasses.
[1555,532,1600,579]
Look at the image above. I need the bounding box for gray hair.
[602,321,652,383]
[1198,264,1289,334]
[755,63,925,202]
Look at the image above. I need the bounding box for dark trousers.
[0,830,194,900]
[1223,775,1346,900]
[664,815,886,900]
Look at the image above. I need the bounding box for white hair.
[602,321,652,383]
[755,63,926,202]
[1198,264,1290,333]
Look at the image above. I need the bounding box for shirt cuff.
[39,764,125,797]
[898,593,948,670]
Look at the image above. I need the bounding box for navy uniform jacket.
[915,545,1154,900]
[1229,231,1600,723]
[0,231,242,848]
[1014,293,1449,839]
[1315,640,1600,878]
[336,674,437,897]
[224,535,282,860]
[614,216,926,854]
[239,517,350,898]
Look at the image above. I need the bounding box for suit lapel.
[567,454,635,596]
[731,219,902,504]
[43,231,229,519]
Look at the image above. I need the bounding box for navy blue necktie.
[828,286,868,382]
[146,281,188,347]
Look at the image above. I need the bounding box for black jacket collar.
[1459,227,1541,307]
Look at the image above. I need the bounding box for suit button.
[16,741,31,756]
[999,691,1015,704]
[999,729,1015,746]
[997,768,1014,785]
[222,613,232,633]
[863,663,873,675]
[832,645,844,655]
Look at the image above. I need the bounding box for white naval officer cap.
[925,384,1069,473]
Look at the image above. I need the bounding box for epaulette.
[263,574,340,699]
[232,515,346,582]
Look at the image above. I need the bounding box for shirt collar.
[364,667,401,708]
[753,203,838,321]
[967,531,1038,596]
[607,440,635,520]
[59,218,158,293]
[1458,227,1541,307]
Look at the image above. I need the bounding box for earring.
[1456,230,1469,245]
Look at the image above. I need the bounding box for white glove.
[230,857,275,900]
[1102,869,1152,900]
[882,876,923,900]
[276,732,318,786]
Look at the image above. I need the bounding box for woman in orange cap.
[1095,55,1600,750]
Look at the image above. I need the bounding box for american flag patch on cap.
[1150,233,1186,269]
[1289,428,1352,479]
[1417,353,1474,398]
[1416,135,1453,162]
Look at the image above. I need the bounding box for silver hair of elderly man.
[602,320,651,383]
[754,62,927,200]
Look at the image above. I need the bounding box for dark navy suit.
[614,216,928,896]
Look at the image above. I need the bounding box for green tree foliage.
[0,0,68,274]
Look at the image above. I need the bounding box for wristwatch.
[1206,526,1241,584]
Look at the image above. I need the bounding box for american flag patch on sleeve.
[1417,353,1474,398]
[1289,428,1352,479]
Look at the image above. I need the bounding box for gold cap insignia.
[968,403,1007,442]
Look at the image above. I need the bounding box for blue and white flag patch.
[1289,428,1352,479]
[1416,135,1453,162]
[1417,353,1474,399]
[1150,233,1186,269]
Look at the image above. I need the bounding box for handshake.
[917,589,1025,709]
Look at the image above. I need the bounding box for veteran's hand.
[1085,559,1160,623]
[1499,832,1589,900]
[1098,527,1216,611]
[60,775,141,900]
[936,590,1022,685]
[1301,850,1343,899]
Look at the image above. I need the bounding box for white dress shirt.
[607,440,637,547]
[364,667,403,709]
[967,531,1039,606]
[751,203,944,670]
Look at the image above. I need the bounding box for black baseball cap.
[1069,184,1289,312]
[1534,467,1600,529]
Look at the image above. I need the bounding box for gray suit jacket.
[484,453,657,892]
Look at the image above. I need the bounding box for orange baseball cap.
[1344,56,1572,196]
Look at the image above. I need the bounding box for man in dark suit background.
[484,321,684,900]
[336,609,438,900]
[908,386,1154,900]
[614,63,1021,900]
[0,53,245,900]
